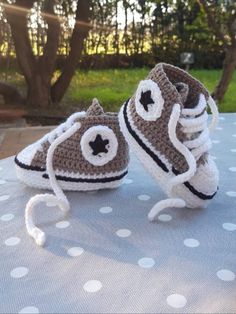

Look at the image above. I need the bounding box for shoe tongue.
[174,82,189,104]
[87,98,104,116]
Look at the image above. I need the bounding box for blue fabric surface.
[0,113,236,313]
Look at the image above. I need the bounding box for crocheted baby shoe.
[119,63,219,221]
[15,99,129,245]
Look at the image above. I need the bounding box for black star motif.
[89,134,109,156]
[139,90,154,112]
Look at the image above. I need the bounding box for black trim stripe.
[172,167,217,200]
[15,156,45,172]
[122,99,217,200]
[42,171,128,183]
[123,100,169,173]
[15,156,128,184]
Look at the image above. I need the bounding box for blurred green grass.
[1,68,235,112]
[67,68,236,112]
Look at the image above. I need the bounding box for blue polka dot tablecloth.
[0,113,236,314]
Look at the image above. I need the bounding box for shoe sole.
[15,157,127,191]
[119,100,217,208]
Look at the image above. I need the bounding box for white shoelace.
[25,112,85,246]
[148,95,219,221]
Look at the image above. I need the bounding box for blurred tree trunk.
[199,0,236,102]
[51,0,91,103]
[212,47,236,102]
[123,0,128,55]
[2,0,91,108]
[114,0,120,57]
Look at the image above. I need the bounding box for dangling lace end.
[31,227,46,246]
[25,193,70,246]
[148,198,186,222]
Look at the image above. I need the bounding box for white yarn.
[25,193,68,246]
[181,93,206,116]
[43,112,85,144]
[146,103,197,221]
[179,111,208,129]
[119,103,208,211]
[25,122,81,246]
[80,125,118,166]
[148,198,186,222]
[146,96,218,221]
[168,103,197,190]
[16,164,126,191]
[208,96,219,132]
[135,79,165,121]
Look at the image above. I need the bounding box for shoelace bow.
[25,96,219,245]
[25,112,85,246]
[148,95,219,221]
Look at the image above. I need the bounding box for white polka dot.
[0,194,10,201]
[226,191,236,197]
[83,280,102,293]
[217,269,235,281]
[222,223,236,231]
[216,127,223,130]
[212,140,220,144]
[0,179,6,184]
[19,306,39,314]
[1,213,14,222]
[234,122,236,125]
[46,201,57,207]
[67,247,84,257]
[229,167,236,172]
[138,194,150,201]
[230,149,236,153]
[116,229,131,238]
[0,167,2,171]
[123,178,133,184]
[138,257,155,268]
[10,267,28,278]
[183,238,200,248]
[167,294,187,308]
[211,156,217,160]
[158,214,172,222]
[219,116,225,120]
[99,206,113,214]
[5,237,21,246]
[233,134,236,138]
[55,220,70,229]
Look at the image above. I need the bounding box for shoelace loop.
[148,95,219,221]
[41,112,86,144]
[25,113,84,246]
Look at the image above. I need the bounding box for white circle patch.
[5,237,21,246]
[116,229,131,238]
[10,267,28,279]
[217,269,235,281]
[67,247,84,257]
[158,214,172,222]
[19,306,39,314]
[135,79,164,121]
[222,223,236,231]
[1,214,14,222]
[183,238,200,248]
[138,257,155,268]
[80,125,118,166]
[83,280,102,293]
[167,294,187,308]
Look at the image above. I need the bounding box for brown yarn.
[31,103,129,176]
[129,63,210,173]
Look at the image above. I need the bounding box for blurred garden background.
[0,0,235,127]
